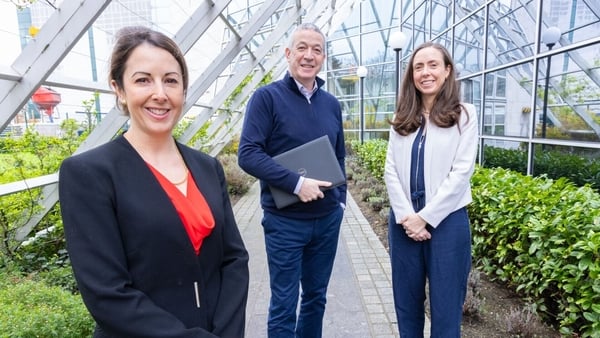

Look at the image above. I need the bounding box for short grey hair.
[287,22,326,49]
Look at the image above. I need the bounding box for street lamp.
[390,31,408,108]
[356,66,368,144]
[540,26,561,143]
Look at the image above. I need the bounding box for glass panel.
[340,96,360,131]
[327,36,360,70]
[402,0,413,19]
[532,144,600,190]
[481,140,528,175]
[496,74,506,98]
[433,30,451,51]
[0,3,28,65]
[363,30,390,65]
[455,0,481,22]
[328,68,359,99]
[431,1,451,35]
[330,5,360,39]
[473,76,482,112]
[535,45,600,142]
[373,0,399,28]
[486,1,536,68]
[412,2,429,46]
[454,8,485,76]
[541,0,600,48]
[362,0,399,33]
[484,64,534,138]
[485,74,495,97]
[362,63,395,108]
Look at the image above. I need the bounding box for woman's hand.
[399,213,431,241]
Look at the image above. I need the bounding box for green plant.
[1,124,82,263]
[0,278,94,337]
[483,145,600,190]
[469,167,600,336]
[350,139,388,180]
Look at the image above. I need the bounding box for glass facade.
[326,0,600,174]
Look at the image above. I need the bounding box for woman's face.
[412,46,450,100]
[112,42,185,137]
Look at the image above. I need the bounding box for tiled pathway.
[234,182,430,337]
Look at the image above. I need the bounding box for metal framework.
[0,0,358,240]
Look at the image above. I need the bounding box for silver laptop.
[269,135,346,209]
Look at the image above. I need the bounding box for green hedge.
[470,167,600,337]
[483,145,600,190]
[0,278,94,337]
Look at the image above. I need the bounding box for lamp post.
[356,66,368,144]
[390,31,408,108]
[540,26,561,143]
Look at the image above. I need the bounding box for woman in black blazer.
[59,26,249,338]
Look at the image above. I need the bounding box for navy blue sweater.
[238,72,347,219]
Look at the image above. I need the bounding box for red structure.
[31,86,61,121]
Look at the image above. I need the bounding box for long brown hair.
[390,42,464,136]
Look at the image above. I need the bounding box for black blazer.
[59,136,249,338]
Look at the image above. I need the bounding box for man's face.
[285,29,325,89]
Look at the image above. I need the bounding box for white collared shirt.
[292,78,318,193]
[294,79,318,103]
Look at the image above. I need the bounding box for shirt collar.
[293,78,318,101]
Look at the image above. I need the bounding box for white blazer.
[384,103,479,228]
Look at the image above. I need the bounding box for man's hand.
[297,178,332,203]
[399,213,431,241]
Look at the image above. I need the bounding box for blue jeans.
[262,207,343,338]
[388,208,471,338]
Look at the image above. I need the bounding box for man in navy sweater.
[238,23,346,338]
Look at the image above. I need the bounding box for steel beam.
[0,1,112,131]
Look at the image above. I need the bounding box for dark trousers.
[388,208,471,338]
[262,207,343,338]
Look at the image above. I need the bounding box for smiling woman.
[58,26,249,337]
[385,41,478,338]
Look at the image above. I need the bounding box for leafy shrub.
[0,278,94,337]
[34,266,79,294]
[482,145,527,174]
[1,122,83,263]
[350,139,387,180]
[469,167,600,336]
[483,145,600,190]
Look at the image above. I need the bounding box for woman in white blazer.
[384,42,479,338]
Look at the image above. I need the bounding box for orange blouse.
[148,165,215,255]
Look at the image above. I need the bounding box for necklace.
[170,150,188,185]
[170,168,188,185]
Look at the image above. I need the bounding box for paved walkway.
[233,182,431,337]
